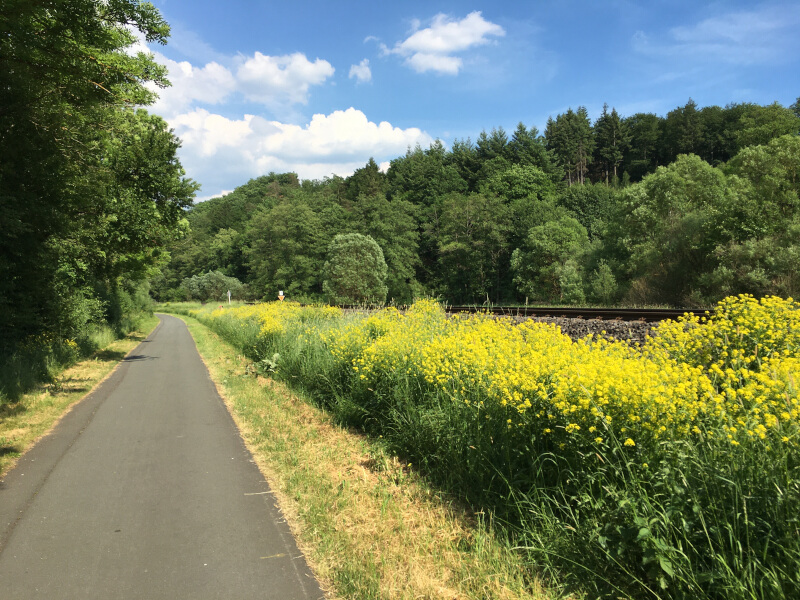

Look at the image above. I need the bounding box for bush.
[322,233,388,305]
[191,295,800,599]
[180,270,244,302]
[590,259,618,303]
[1,279,154,403]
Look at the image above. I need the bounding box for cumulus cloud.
[256,108,430,160]
[404,52,462,75]
[148,54,236,117]
[169,109,267,157]
[384,11,505,74]
[236,52,335,105]
[349,58,372,83]
[166,107,433,192]
[137,30,431,195]
[145,49,336,118]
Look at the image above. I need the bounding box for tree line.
[155,96,800,308]
[0,0,197,348]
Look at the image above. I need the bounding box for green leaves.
[0,1,194,343]
[545,106,595,185]
[437,192,511,303]
[594,104,630,184]
[181,271,244,302]
[510,215,588,302]
[322,233,388,305]
[156,97,799,310]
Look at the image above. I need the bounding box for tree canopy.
[322,234,388,305]
[154,97,799,309]
[0,0,196,344]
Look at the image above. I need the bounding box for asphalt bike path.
[0,314,324,599]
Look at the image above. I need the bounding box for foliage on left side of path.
[0,315,159,477]
[0,1,197,349]
[0,284,155,402]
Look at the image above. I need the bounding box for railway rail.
[330,304,709,322]
[442,306,709,322]
[244,300,708,323]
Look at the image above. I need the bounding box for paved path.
[0,315,324,599]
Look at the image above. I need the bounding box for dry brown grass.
[0,317,159,477]
[179,314,552,600]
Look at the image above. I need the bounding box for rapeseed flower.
[202,294,798,460]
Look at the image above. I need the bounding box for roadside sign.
[278,290,285,301]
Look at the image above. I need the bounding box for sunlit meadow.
[180,295,799,599]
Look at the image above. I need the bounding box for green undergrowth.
[0,310,155,404]
[170,309,551,600]
[163,298,800,600]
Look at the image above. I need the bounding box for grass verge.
[0,315,159,477]
[170,311,551,600]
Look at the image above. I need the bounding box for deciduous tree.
[510,215,589,302]
[322,234,388,305]
[0,0,195,341]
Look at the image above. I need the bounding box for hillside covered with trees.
[156,98,800,307]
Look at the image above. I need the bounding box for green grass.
[0,315,159,476]
[172,299,800,600]
[167,308,551,600]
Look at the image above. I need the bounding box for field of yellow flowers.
[187,295,799,600]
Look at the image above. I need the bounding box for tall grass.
[179,297,800,600]
[0,308,152,403]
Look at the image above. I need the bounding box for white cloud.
[149,53,235,117]
[405,52,462,75]
[196,189,234,203]
[385,11,505,74]
[634,5,800,66]
[170,109,266,157]
[167,107,433,189]
[349,59,372,83]
[256,108,430,160]
[145,50,336,118]
[236,52,335,105]
[400,12,504,54]
[139,30,432,194]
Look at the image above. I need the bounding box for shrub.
[322,233,388,305]
[181,270,244,302]
[191,295,800,599]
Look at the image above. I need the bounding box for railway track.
[245,299,707,323]
[334,304,709,322]
[443,305,708,322]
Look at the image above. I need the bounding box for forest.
[155,98,800,308]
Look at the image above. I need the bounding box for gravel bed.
[345,308,658,346]
[516,316,654,345]
[483,314,655,346]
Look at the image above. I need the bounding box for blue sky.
[140,0,800,200]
